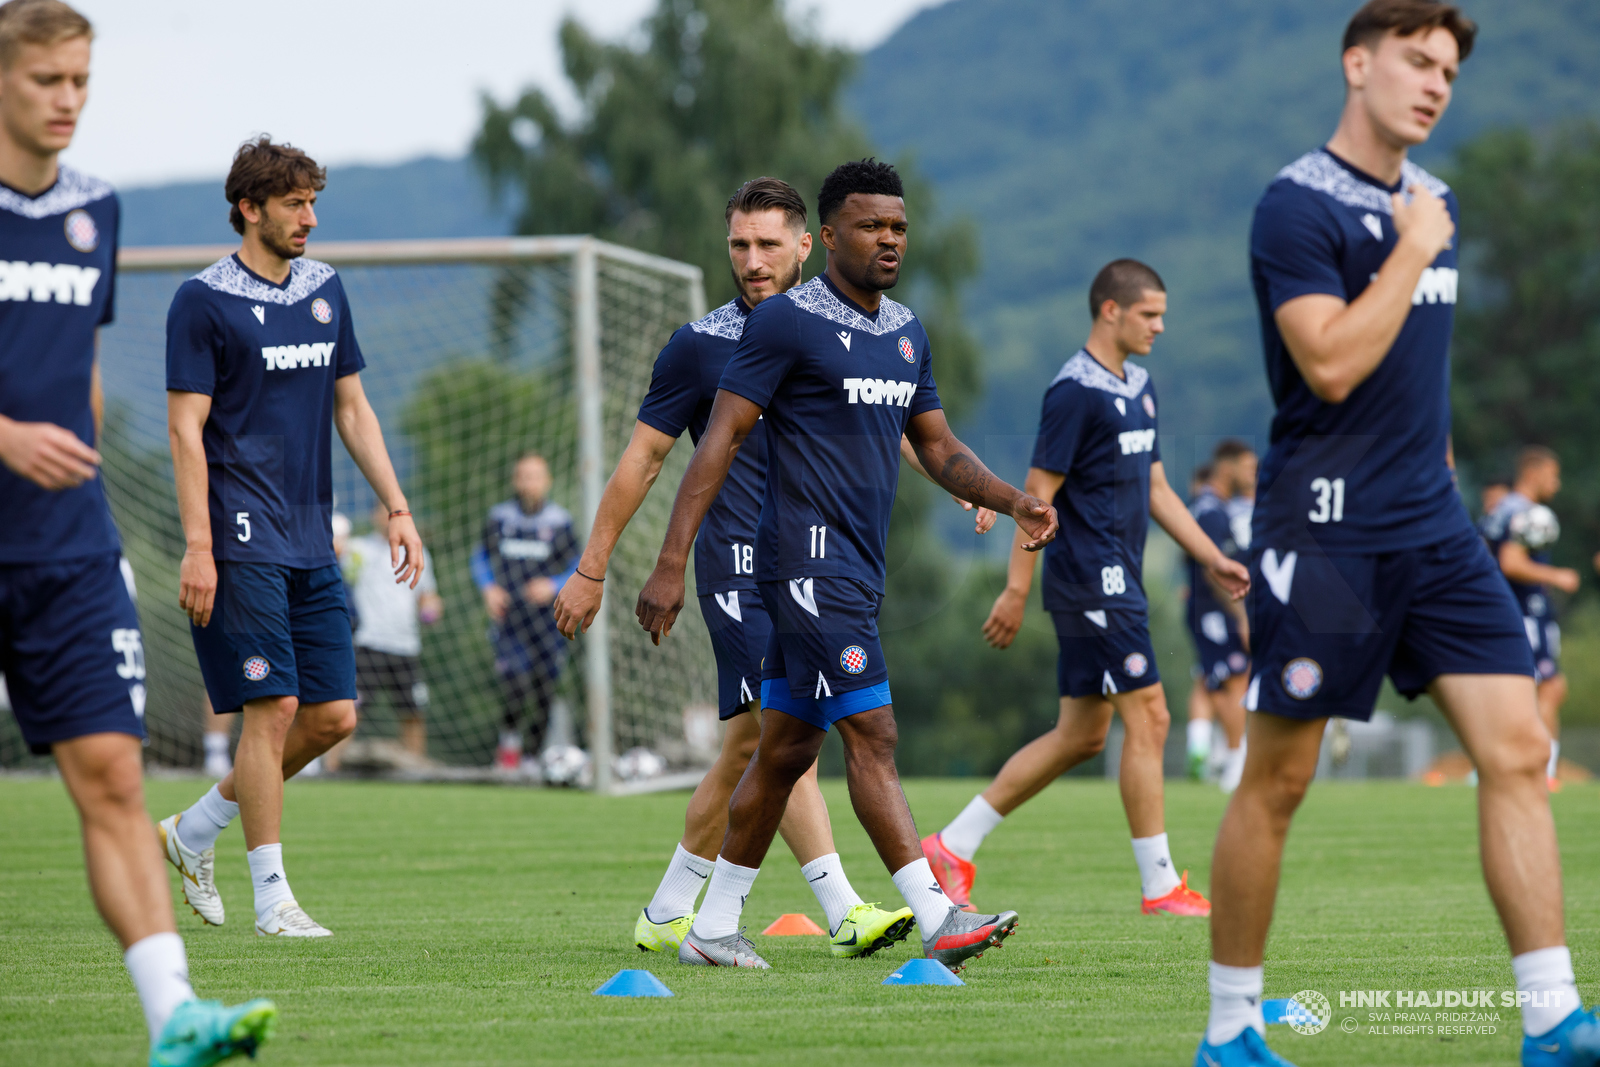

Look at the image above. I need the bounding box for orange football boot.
[1141,870,1211,917]
[920,832,978,912]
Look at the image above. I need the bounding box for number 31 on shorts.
[1308,477,1345,524]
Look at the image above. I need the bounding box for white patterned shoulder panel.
[1048,349,1149,399]
[784,276,916,335]
[1276,150,1450,215]
[688,300,746,341]
[193,256,336,305]
[0,165,114,219]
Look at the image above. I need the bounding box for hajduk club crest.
[898,336,915,363]
[840,645,868,675]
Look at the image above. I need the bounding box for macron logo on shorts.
[0,261,101,305]
[789,578,819,618]
[262,341,336,371]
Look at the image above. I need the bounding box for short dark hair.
[726,177,807,231]
[0,0,90,68]
[1517,444,1558,474]
[1212,438,1255,464]
[225,135,327,235]
[1343,0,1477,62]
[1088,259,1165,319]
[817,159,903,226]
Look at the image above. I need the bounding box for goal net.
[0,237,718,793]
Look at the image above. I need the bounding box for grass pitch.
[3,775,1597,1066]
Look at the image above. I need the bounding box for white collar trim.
[1049,349,1148,398]
[193,255,336,305]
[0,165,113,220]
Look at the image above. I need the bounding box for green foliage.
[1447,122,1600,559]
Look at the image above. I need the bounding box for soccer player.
[923,261,1249,919]
[1199,4,1600,1064]
[160,136,425,940]
[343,501,442,760]
[555,176,986,959]
[0,2,275,1061]
[1184,440,1255,793]
[634,159,1054,971]
[472,452,578,772]
[1481,446,1577,791]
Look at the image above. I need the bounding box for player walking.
[923,261,1249,918]
[634,159,1053,971]
[0,2,275,1061]
[1481,446,1577,791]
[160,136,425,940]
[1183,440,1255,793]
[1199,4,1600,1064]
[556,176,982,959]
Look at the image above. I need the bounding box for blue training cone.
[594,969,675,997]
[883,958,965,986]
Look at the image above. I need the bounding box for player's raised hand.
[553,572,604,639]
[388,512,425,589]
[949,494,998,534]
[1391,183,1454,259]
[1012,495,1058,551]
[0,419,100,490]
[635,562,686,646]
[178,550,218,627]
[1208,555,1251,600]
[982,587,1026,649]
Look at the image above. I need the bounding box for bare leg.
[1188,678,1213,726]
[777,759,835,866]
[218,696,356,848]
[1114,684,1171,838]
[1211,673,1249,750]
[1209,712,1325,965]
[719,708,827,868]
[1433,673,1563,954]
[53,733,175,949]
[980,694,1112,815]
[834,707,924,872]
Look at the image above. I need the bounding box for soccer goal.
[0,237,718,795]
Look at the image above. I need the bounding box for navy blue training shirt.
[717,274,941,593]
[166,255,366,569]
[1186,487,1238,635]
[0,167,122,564]
[1032,349,1160,614]
[1480,491,1554,621]
[636,298,767,596]
[1250,148,1471,554]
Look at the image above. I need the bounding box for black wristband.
[576,569,604,583]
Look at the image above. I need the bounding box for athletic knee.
[1120,690,1171,744]
[77,752,146,818]
[1256,759,1314,817]
[1477,716,1551,784]
[304,702,358,750]
[246,696,299,738]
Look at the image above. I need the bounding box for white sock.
[1132,832,1182,899]
[1222,744,1246,784]
[939,795,1003,862]
[1548,740,1560,781]
[247,843,295,923]
[177,785,238,853]
[800,852,865,933]
[1187,717,1211,757]
[645,844,714,922]
[203,733,229,759]
[1207,961,1265,1046]
[690,856,759,940]
[124,932,195,1044]
[892,857,954,936]
[1513,946,1582,1036]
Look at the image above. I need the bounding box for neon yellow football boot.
[830,902,916,959]
[634,908,694,952]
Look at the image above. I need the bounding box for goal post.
[0,236,715,794]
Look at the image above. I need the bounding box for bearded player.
[1199,4,1600,1064]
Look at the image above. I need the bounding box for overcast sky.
[65,0,945,188]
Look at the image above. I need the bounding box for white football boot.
[256,900,333,937]
[158,813,224,926]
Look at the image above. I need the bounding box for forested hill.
[851,0,1600,476]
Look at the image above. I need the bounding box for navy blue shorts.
[1190,609,1250,691]
[191,562,356,716]
[1247,527,1535,721]
[1052,607,1161,698]
[1524,613,1561,682]
[758,577,892,731]
[698,589,771,720]
[491,606,567,681]
[0,553,147,754]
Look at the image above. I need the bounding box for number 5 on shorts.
[236,511,251,542]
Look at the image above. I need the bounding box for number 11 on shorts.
[809,525,827,559]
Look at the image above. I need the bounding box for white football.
[540,744,593,788]
[1511,504,1560,550]
[614,746,668,782]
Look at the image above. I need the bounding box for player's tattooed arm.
[906,409,1057,550]
[900,435,996,533]
[636,390,764,645]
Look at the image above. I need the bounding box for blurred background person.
[471,452,579,773]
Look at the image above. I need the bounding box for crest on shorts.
[243,655,271,682]
[1123,652,1148,678]
[1142,394,1155,418]
[840,645,868,675]
[64,209,98,252]
[1282,657,1322,699]
[311,297,333,324]
[1227,651,1247,673]
[898,336,915,363]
